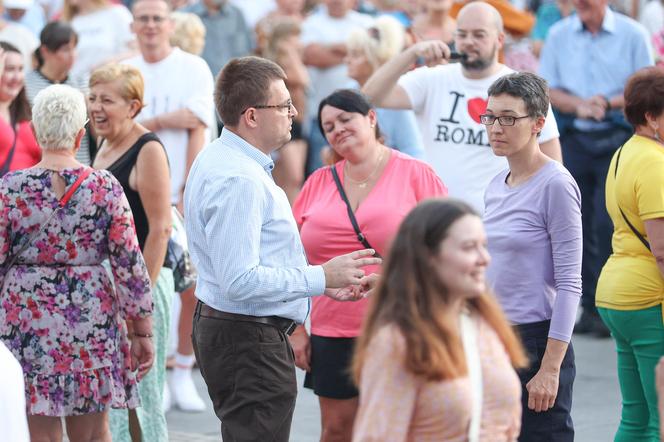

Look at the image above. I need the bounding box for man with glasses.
[184,56,380,442]
[125,0,215,413]
[363,1,561,212]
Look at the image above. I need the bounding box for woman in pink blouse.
[352,199,527,441]
[291,89,447,441]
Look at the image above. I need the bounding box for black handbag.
[164,207,197,292]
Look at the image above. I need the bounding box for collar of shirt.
[220,128,275,175]
[573,6,616,34]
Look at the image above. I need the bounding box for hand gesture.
[526,367,559,412]
[359,273,381,298]
[576,98,606,121]
[409,40,451,67]
[130,336,155,381]
[324,285,366,301]
[321,249,382,289]
[288,326,311,371]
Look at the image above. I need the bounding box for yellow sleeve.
[635,155,664,221]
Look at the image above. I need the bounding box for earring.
[653,125,661,141]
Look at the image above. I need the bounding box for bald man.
[363,2,562,213]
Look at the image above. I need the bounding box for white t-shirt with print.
[71,5,134,78]
[398,63,560,212]
[126,48,215,203]
[301,8,373,118]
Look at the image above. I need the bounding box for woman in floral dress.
[0,84,154,441]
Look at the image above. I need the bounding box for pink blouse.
[353,317,522,442]
[292,150,447,337]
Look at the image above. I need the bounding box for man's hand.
[324,285,366,301]
[575,98,606,121]
[407,40,451,67]
[321,249,381,289]
[288,326,311,371]
[526,366,559,412]
[157,108,202,130]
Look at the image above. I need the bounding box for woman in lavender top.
[481,72,582,442]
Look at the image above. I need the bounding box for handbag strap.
[4,167,93,270]
[460,311,482,442]
[0,122,19,177]
[329,166,382,258]
[613,146,651,252]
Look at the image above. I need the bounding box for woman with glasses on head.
[345,15,424,159]
[291,88,447,442]
[0,84,153,442]
[482,72,582,442]
[88,63,172,442]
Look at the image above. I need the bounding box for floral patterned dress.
[0,167,152,416]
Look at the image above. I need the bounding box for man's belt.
[197,301,297,336]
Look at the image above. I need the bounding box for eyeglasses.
[135,14,168,24]
[479,114,531,126]
[241,100,294,115]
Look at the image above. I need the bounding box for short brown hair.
[624,67,664,127]
[215,56,286,127]
[89,63,145,118]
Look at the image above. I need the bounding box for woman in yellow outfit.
[596,66,664,442]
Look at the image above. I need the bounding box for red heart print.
[467,97,488,123]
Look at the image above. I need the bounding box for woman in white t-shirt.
[62,0,136,78]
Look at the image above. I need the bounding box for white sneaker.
[162,381,172,414]
[170,368,206,412]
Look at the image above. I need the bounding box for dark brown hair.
[623,66,664,127]
[35,21,78,69]
[1,42,31,124]
[215,56,287,127]
[353,198,527,383]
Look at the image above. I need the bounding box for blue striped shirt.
[184,128,326,323]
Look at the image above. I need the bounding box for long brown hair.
[352,198,527,383]
[0,42,31,124]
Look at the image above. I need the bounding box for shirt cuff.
[306,265,327,296]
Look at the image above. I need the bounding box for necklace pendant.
[357,182,368,188]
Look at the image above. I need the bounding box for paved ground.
[166,334,622,441]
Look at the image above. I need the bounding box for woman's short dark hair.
[35,21,78,68]
[316,89,381,139]
[215,56,286,127]
[623,67,664,127]
[0,42,31,123]
[487,72,549,118]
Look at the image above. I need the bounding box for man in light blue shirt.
[184,56,379,442]
[539,0,652,338]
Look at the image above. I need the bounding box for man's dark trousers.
[560,126,631,314]
[192,304,297,442]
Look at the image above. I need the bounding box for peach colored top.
[353,317,521,442]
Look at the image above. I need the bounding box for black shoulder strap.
[614,146,651,252]
[330,166,382,258]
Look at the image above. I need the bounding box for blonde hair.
[62,0,108,21]
[261,17,301,61]
[170,11,206,56]
[89,63,145,118]
[347,15,406,70]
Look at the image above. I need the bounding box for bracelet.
[131,332,153,338]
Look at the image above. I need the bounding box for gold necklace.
[344,147,386,188]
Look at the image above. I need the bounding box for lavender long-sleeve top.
[484,161,582,342]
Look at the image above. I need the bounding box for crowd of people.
[0,0,663,441]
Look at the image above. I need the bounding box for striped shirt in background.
[184,128,326,323]
[24,70,93,165]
